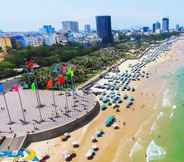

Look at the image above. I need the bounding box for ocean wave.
[129,141,143,158]
[172,105,177,110]
[157,112,164,121]
[150,122,157,133]
[169,112,175,119]
[146,140,166,162]
[162,89,171,107]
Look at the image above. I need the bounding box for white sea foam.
[157,112,164,121]
[162,89,171,107]
[169,112,175,119]
[129,141,142,158]
[146,140,166,162]
[150,122,157,133]
[172,105,177,110]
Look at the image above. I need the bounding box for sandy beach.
[2,36,184,162]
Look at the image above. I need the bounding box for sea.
[131,66,184,162]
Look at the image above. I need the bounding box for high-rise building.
[176,24,180,32]
[96,16,113,45]
[41,25,55,34]
[152,23,156,33]
[153,21,161,33]
[162,18,169,32]
[84,24,91,33]
[62,21,79,33]
[142,26,149,33]
[155,21,161,30]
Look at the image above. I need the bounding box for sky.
[0,0,184,31]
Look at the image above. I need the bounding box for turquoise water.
[158,67,184,162]
[133,66,184,162]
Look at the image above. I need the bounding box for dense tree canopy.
[0,32,179,85]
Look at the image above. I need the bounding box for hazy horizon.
[0,0,184,32]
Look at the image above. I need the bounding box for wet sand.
[8,38,184,162]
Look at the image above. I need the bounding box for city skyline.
[0,0,184,31]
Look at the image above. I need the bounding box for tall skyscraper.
[62,21,79,33]
[152,23,156,33]
[41,25,55,34]
[96,16,113,45]
[176,24,180,32]
[84,24,91,33]
[142,26,149,33]
[155,21,161,30]
[153,21,161,33]
[162,18,169,32]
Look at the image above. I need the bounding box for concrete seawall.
[22,101,100,148]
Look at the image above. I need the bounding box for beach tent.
[100,104,107,111]
[92,144,98,151]
[71,140,80,148]
[105,116,116,127]
[112,123,119,129]
[96,130,104,137]
[108,102,112,106]
[123,94,128,100]
[85,149,95,159]
[128,96,135,102]
[102,97,110,103]
[91,136,97,143]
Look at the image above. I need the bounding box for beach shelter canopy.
[105,116,116,127]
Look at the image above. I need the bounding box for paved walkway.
[0,90,96,138]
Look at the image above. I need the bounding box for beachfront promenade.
[0,90,99,151]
